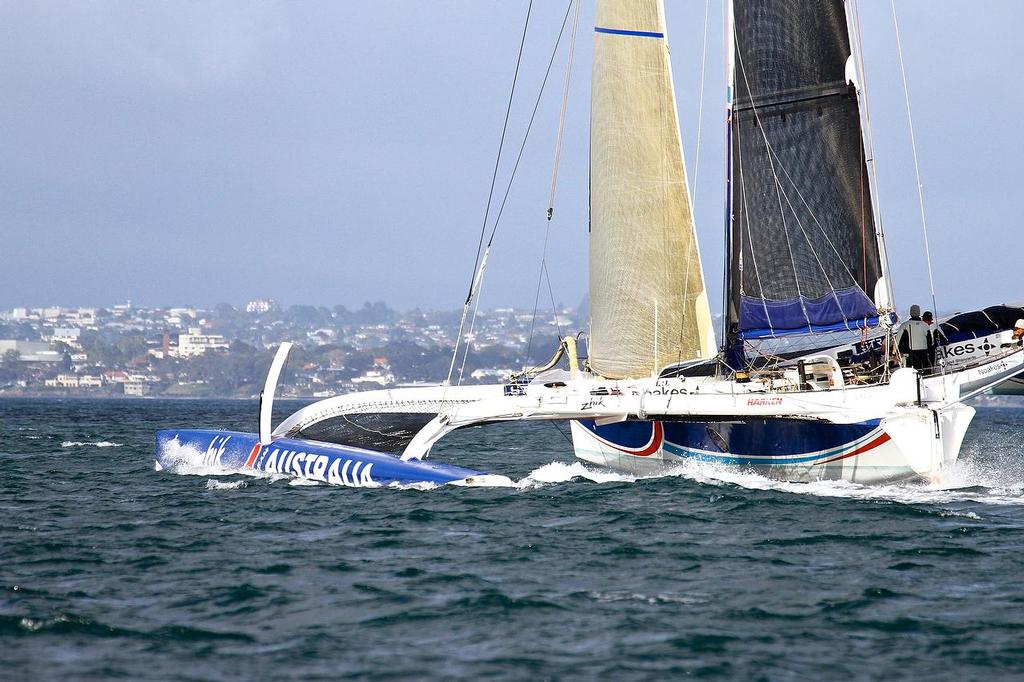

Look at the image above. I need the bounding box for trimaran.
[157,0,1024,487]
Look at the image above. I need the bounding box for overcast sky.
[1,1,1020,316]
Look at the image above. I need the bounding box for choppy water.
[2,398,1024,680]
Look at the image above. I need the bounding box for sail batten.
[727,0,883,340]
[589,0,716,379]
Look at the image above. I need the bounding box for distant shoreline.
[0,393,315,403]
[2,393,1022,408]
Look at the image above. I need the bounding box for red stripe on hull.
[814,432,892,466]
[600,422,664,457]
[245,443,262,468]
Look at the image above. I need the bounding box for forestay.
[727,0,883,340]
[589,0,716,379]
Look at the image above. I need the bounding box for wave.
[510,457,1024,509]
[61,441,122,448]
[205,479,247,491]
[518,461,640,487]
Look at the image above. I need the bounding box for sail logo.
[937,336,1000,364]
[747,397,783,406]
[647,387,689,396]
[257,446,375,487]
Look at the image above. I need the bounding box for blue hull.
[155,429,488,487]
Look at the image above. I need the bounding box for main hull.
[571,405,976,485]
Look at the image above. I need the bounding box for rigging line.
[547,419,574,446]
[764,141,867,289]
[772,163,851,327]
[543,260,562,340]
[525,221,554,362]
[861,117,868,291]
[457,0,576,385]
[891,0,938,319]
[547,0,581,217]
[688,0,712,204]
[529,0,579,359]
[677,0,712,364]
[447,0,534,386]
[733,27,810,329]
[484,0,575,251]
[457,250,488,385]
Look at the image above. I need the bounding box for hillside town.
[0,300,581,398]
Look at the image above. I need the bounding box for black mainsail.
[726,0,884,342]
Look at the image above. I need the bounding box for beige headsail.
[588,0,716,379]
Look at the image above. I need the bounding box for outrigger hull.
[155,429,500,488]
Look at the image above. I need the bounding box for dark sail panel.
[728,0,882,339]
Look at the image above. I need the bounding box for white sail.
[588,0,716,379]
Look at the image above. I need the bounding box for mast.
[844,0,895,313]
[723,0,740,364]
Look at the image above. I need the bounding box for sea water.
[2,398,1024,680]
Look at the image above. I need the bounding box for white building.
[0,340,61,363]
[351,369,395,387]
[124,380,151,396]
[51,327,81,345]
[44,374,79,388]
[66,308,97,326]
[177,328,229,357]
[246,299,279,314]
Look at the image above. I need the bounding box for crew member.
[922,311,938,368]
[1014,319,1024,346]
[897,304,934,371]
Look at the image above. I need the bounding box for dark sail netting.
[728,0,882,339]
[939,305,1024,343]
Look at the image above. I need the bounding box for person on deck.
[923,311,939,368]
[897,304,934,371]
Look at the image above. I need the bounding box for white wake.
[62,441,123,448]
[157,436,285,482]
[512,455,1024,508]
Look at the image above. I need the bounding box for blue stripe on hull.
[155,429,485,487]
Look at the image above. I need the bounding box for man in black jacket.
[897,304,934,371]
